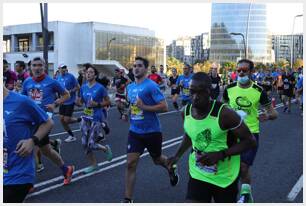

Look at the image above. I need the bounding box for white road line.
[26,139,183,198]
[33,135,183,189]
[287,175,303,202]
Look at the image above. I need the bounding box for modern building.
[191,32,210,63]
[272,34,303,64]
[166,36,196,64]
[210,3,273,64]
[3,21,164,77]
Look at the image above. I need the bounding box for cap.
[59,64,67,69]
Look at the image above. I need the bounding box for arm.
[259,90,278,121]
[136,99,168,113]
[54,89,70,105]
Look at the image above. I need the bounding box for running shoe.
[105,145,113,161]
[121,198,134,203]
[63,165,75,185]
[168,164,179,186]
[83,165,98,174]
[64,135,77,143]
[237,184,254,203]
[36,163,45,173]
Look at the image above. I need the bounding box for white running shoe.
[64,135,77,143]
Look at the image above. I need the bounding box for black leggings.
[3,183,33,203]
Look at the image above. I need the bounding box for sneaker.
[121,198,134,203]
[105,145,113,161]
[83,165,98,174]
[36,163,45,173]
[63,165,75,185]
[64,135,77,143]
[237,184,254,203]
[168,164,179,186]
[52,139,62,155]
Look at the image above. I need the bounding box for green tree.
[277,59,289,69]
[166,57,185,75]
[293,58,303,70]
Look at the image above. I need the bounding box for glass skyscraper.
[210,3,272,64]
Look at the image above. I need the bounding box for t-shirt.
[282,74,295,91]
[4,70,18,90]
[176,74,193,100]
[80,82,108,122]
[223,82,270,133]
[127,78,165,134]
[56,73,78,105]
[113,76,128,93]
[22,75,66,112]
[4,91,48,185]
[148,73,162,85]
[210,75,221,92]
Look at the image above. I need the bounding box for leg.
[125,152,141,199]
[3,184,32,203]
[185,176,212,203]
[40,143,65,167]
[213,178,238,203]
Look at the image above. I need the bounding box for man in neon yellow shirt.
[168,72,257,203]
[223,59,278,203]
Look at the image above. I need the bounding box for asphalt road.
[24,95,303,203]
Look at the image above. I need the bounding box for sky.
[2,2,304,44]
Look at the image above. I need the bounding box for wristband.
[31,135,40,146]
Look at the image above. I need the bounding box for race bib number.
[84,107,94,117]
[196,161,217,174]
[182,88,190,95]
[284,84,290,90]
[212,83,217,89]
[3,147,8,173]
[130,104,144,120]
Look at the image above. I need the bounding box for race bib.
[212,83,217,89]
[84,107,94,116]
[182,88,190,95]
[3,147,8,173]
[130,104,144,120]
[284,84,290,90]
[195,151,217,174]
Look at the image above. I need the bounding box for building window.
[3,39,10,53]
[18,38,29,52]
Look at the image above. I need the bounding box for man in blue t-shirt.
[56,64,81,143]
[3,86,53,203]
[76,65,113,174]
[176,64,193,107]
[22,57,75,185]
[121,57,179,203]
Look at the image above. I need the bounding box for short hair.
[3,59,8,65]
[83,63,93,69]
[86,65,99,76]
[191,72,212,90]
[238,59,254,71]
[135,56,149,68]
[32,56,46,65]
[15,60,26,69]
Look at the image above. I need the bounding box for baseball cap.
[59,64,67,69]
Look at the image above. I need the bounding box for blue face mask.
[237,75,249,84]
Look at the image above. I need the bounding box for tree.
[277,59,289,69]
[166,57,185,75]
[293,58,303,70]
[193,61,212,73]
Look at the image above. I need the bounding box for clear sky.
[3,2,304,44]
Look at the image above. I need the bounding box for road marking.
[287,175,303,202]
[31,135,183,189]
[26,138,183,198]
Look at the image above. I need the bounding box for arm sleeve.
[259,90,271,106]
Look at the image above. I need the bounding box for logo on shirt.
[195,128,212,151]
[29,88,44,104]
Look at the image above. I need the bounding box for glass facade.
[95,31,164,68]
[210,3,272,64]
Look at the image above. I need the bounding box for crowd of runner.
[3,56,303,203]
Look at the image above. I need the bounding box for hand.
[197,151,223,166]
[88,99,99,107]
[167,156,179,171]
[135,97,144,110]
[15,139,35,157]
[45,104,55,112]
[258,113,269,122]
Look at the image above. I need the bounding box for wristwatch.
[31,135,40,146]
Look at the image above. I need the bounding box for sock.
[61,165,68,175]
[67,130,74,137]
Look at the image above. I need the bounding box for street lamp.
[107,37,116,60]
[230,32,246,59]
[291,14,303,69]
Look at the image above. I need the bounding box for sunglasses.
[133,64,144,68]
[32,63,43,67]
[237,68,248,73]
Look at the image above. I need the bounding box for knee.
[126,159,138,171]
[63,117,70,124]
[60,116,65,123]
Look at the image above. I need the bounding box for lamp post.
[107,37,116,60]
[291,14,303,69]
[230,32,246,59]
[245,2,252,59]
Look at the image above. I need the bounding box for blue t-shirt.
[176,74,193,100]
[22,75,66,112]
[56,73,78,105]
[80,82,108,122]
[127,78,165,134]
[4,91,49,185]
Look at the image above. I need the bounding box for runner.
[3,86,53,203]
[167,72,256,203]
[209,64,221,100]
[3,59,17,91]
[274,68,284,101]
[223,59,278,203]
[176,64,193,106]
[112,68,130,120]
[261,70,274,98]
[22,57,75,185]
[76,65,113,174]
[14,60,30,93]
[158,64,168,93]
[168,67,180,110]
[148,65,162,85]
[281,68,296,113]
[296,73,303,116]
[122,57,179,203]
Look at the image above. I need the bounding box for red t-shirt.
[148,73,162,84]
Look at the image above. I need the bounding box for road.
[24,96,303,203]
